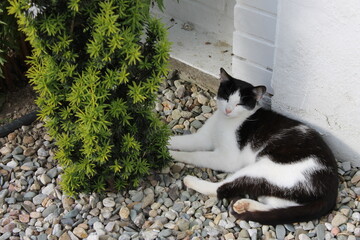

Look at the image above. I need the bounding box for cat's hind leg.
[232,199,272,214]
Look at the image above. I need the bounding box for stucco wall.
[232,0,278,94]
[272,0,360,166]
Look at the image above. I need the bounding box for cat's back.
[238,108,337,167]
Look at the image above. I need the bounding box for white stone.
[39,174,52,185]
[6,160,18,168]
[41,184,55,196]
[0,146,12,155]
[102,198,115,208]
[331,213,348,227]
[298,233,311,240]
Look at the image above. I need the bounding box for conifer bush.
[8,0,172,195]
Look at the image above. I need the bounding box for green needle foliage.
[8,0,172,195]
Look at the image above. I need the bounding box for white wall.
[272,0,360,166]
[232,0,278,93]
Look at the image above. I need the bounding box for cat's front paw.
[169,150,189,164]
[167,136,180,150]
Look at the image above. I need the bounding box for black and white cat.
[168,68,338,225]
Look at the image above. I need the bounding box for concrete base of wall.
[152,8,233,79]
[169,58,219,94]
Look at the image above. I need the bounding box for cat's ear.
[253,86,266,101]
[220,68,231,82]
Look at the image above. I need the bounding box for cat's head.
[217,68,266,118]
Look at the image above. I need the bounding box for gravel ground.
[0,75,359,240]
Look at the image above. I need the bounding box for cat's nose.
[225,108,232,114]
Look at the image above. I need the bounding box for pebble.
[190,120,203,129]
[177,218,190,231]
[298,233,311,240]
[33,194,47,205]
[41,183,55,195]
[331,213,348,227]
[37,147,49,157]
[131,191,144,202]
[197,94,209,105]
[119,206,130,219]
[42,204,58,217]
[142,193,155,209]
[40,173,52,185]
[158,229,172,238]
[102,197,115,208]
[73,226,88,238]
[204,197,218,208]
[165,210,177,220]
[276,224,286,239]
[63,208,80,219]
[47,167,58,178]
[12,146,23,155]
[316,223,326,240]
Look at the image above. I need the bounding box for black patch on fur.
[217,75,258,110]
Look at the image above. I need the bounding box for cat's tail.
[230,195,337,225]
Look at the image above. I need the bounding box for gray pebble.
[303,221,315,230]
[158,229,172,238]
[134,213,145,228]
[23,192,36,201]
[190,120,203,129]
[13,154,25,161]
[119,234,131,240]
[142,230,158,240]
[32,194,47,205]
[5,197,16,204]
[52,224,62,237]
[0,232,11,240]
[205,226,220,237]
[41,183,55,195]
[172,202,185,212]
[284,223,295,232]
[168,185,179,201]
[131,191,144,202]
[164,198,173,208]
[12,146,23,155]
[6,160,18,168]
[165,210,177,220]
[315,224,326,240]
[42,204,58,217]
[63,208,80,218]
[180,191,190,201]
[37,147,49,157]
[88,217,100,226]
[275,224,286,239]
[177,218,190,231]
[201,106,212,113]
[47,168,58,178]
[37,234,47,240]
[130,209,137,221]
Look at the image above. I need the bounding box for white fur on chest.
[209,110,258,170]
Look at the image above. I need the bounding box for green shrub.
[8,0,172,195]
